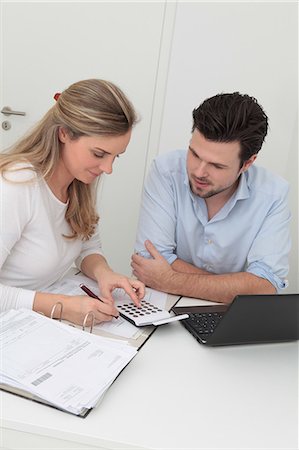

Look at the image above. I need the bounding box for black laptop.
[172,294,299,346]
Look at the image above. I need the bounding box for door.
[0,1,169,275]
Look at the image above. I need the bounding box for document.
[0,309,137,416]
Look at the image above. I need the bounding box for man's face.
[186,129,255,199]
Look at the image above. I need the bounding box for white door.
[0,1,170,275]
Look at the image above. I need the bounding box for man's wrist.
[157,266,177,291]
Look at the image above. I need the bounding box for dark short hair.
[192,92,268,164]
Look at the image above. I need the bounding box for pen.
[79,284,119,319]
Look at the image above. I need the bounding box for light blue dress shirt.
[135,150,291,291]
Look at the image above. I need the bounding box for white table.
[1,304,298,450]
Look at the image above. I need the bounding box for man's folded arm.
[131,241,276,303]
[171,258,212,275]
[154,269,276,303]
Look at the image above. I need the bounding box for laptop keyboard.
[187,312,224,335]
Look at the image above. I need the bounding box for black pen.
[79,284,119,319]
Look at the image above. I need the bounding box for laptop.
[172,294,299,346]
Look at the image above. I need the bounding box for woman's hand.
[97,269,145,307]
[80,253,145,307]
[33,292,119,326]
[62,295,120,325]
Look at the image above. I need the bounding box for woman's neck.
[46,161,74,203]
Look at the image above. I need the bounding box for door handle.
[1,106,26,116]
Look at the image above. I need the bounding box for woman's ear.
[58,127,68,143]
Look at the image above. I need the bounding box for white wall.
[153,1,298,292]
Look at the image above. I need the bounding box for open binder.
[0,308,138,417]
[0,273,179,417]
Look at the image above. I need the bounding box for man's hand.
[131,240,175,291]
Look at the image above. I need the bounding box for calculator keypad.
[117,300,170,326]
[119,301,163,317]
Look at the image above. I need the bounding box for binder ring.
[82,311,95,333]
[50,302,63,321]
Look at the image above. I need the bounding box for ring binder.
[82,311,95,333]
[44,302,96,334]
[50,302,63,321]
[49,302,96,333]
[40,270,182,348]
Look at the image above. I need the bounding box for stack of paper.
[0,309,137,416]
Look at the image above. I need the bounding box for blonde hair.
[0,79,137,240]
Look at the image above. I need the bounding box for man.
[131,92,291,303]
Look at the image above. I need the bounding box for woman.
[0,78,144,325]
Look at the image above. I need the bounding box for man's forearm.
[159,270,276,303]
[131,241,276,303]
[172,258,212,275]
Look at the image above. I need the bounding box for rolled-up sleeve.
[246,183,291,291]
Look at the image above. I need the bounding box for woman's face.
[58,128,132,184]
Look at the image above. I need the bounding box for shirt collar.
[234,170,250,201]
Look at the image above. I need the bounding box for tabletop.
[1,312,298,450]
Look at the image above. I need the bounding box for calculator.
[117,299,171,326]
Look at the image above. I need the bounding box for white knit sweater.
[0,165,102,311]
